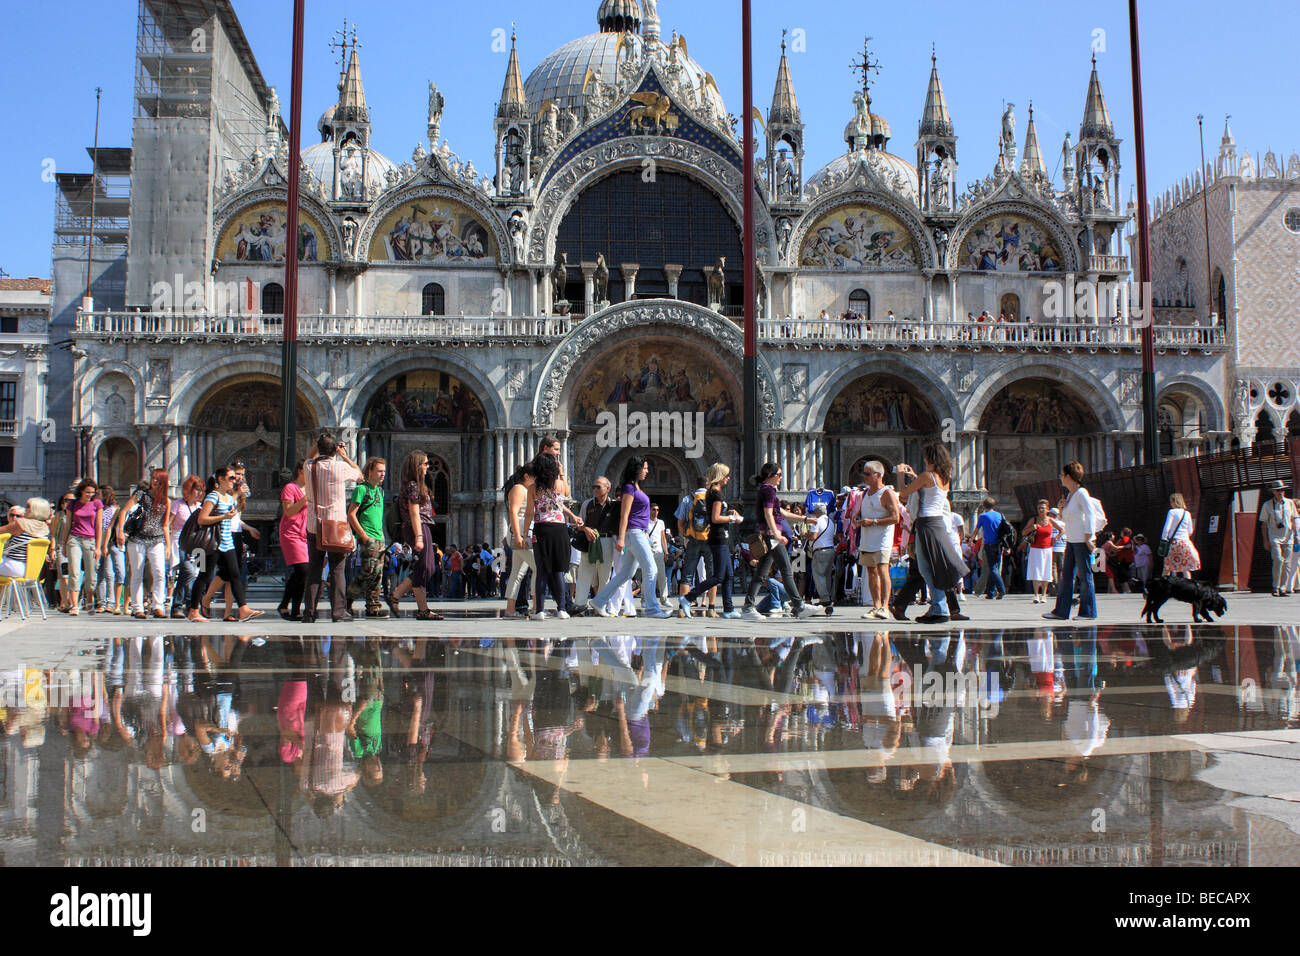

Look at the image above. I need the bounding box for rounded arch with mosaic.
[364,188,500,264]
[949,202,1077,273]
[214,192,335,263]
[795,197,928,272]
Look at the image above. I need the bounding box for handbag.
[122,492,149,538]
[312,460,356,554]
[179,506,220,554]
[743,532,769,560]
[587,534,604,565]
[1157,512,1186,559]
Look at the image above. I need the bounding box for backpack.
[995,516,1017,551]
[687,490,710,540]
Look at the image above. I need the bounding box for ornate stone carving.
[782,363,808,403]
[505,359,531,399]
[1118,368,1141,406]
[533,303,779,428]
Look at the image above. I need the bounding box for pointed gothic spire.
[497,28,527,119]
[1221,115,1235,148]
[337,41,368,123]
[1021,103,1046,177]
[919,49,953,138]
[1080,53,1114,140]
[769,34,800,126]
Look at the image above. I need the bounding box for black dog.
[1141,576,1228,624]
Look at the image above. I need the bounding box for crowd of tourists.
[6,432,1299,623]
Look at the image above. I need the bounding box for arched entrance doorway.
[980,377,1102,520]
[96,437,138,494]
[363,369,489,549]
[565,333,741,507]
[192,377,318,572]
[823,373,941,488]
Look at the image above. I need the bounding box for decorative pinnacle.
[781,28,787,55]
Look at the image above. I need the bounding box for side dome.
[806,149,919,205]
[301,139,398,197]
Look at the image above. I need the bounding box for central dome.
[807,149,919,205]
[524,3,727,121]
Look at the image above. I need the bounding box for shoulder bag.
[1157,511,1186,559]
[179,504,220,554]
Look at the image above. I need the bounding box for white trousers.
[128,538,167,612]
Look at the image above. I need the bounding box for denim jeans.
[687,542,735,612]
[757,577,788,614]
[591,529,664,614]
[983,544,1005,597]
[98,545,126,606]
[172,553,198,613]
[914,542,948,616]
[1051,541,1097,618]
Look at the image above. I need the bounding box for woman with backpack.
[676,463,743,619]
[1043,461,1101,621]
[115,469,173,619]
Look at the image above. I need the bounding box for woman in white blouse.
[1160,492,1199,579]
[1043,461,1101,621]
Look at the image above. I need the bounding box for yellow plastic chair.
[0,538,51,620]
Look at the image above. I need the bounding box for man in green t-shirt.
[347,459,388,617]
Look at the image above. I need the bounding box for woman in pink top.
[61,478,105,615]
[278,461,309,620]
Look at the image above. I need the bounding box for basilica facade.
[67,0,1232,550]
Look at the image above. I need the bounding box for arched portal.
[980,377,1102,519]
[96,437,138,493]
[191,376,318,571]
[362,368,489,547]
[822,373,941,488]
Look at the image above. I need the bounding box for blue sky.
[2,0,1296,278]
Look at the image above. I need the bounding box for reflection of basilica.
[3,627,1290,866]
[66,0,1231,537]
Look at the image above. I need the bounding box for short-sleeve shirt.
[622,484,651,532]
[204,492,236,552]
[349,482,385,542]
[756,482,780,532]
[66,498,103,539]
[675,489,705,526]
[399,481,435,529]
[705,489,731,544]
[303,456,362,534]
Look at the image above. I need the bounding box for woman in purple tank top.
[587,457,671,617]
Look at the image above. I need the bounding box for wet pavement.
[3,624,1300,866]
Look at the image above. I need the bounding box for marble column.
[664,264,683,300]
[949,272,959,323]
[621,264,640,302]
[494,433,505,489]
[327,267,337,315]
[581,262,595,316]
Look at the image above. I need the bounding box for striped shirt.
[204,492,236,552]
[304,456,362,535]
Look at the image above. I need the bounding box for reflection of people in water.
[299,637,359,816]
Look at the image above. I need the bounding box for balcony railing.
[1086,254,1129,272]
[756,319,1227,352]
[74,312,575,342]
[73,311,1227,353]
[0,420,15,437]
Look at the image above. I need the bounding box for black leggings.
[213,548,248,607]
[280,563,307,615]
[532,523,570,613]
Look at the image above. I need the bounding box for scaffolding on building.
[53,148,132,248]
